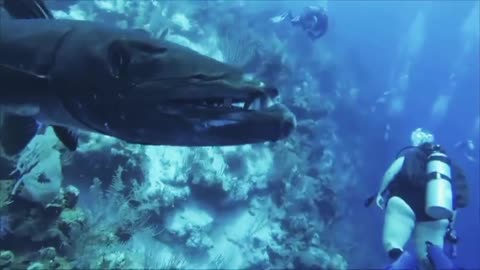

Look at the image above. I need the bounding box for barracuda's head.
[58,29,296,146]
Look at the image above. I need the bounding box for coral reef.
[0,178,81,269]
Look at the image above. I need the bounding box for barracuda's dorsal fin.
[3,0,54,19]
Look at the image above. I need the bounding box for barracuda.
[0,0,296,155]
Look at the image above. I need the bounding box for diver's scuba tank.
[425,144,454,219]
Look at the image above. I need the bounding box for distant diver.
[271,5,328,41]
[366,128,469,270]
[0,0,296,156]
[454,139,477,163]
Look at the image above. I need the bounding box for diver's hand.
[376,194,386,210]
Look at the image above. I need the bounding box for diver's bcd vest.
[397,143,454,219]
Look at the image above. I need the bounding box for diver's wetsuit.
[387,145,469,221]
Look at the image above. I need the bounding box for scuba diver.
[454,139,477,163]
[271,6,328,41]
[367,128,469,270]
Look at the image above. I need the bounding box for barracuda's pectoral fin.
[2,0,54,19]
[0,114,39,156]
[52,126,78,151]
[0,64,78,154]
[0,117,79,156]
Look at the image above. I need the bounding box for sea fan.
[217,26,259,69]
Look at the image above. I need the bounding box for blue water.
[327,1,479,268]
[265,0,478,268]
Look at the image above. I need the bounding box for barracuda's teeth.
[244,95,255,110]
[261,96,274,108]
[267,98,274,107]
[232,102,245,109]
[180,97,261,110]
[250,98,262,110]
[224,98,232,107]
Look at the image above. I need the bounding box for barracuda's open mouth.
[162,89,278,112]
[165,96,272,111]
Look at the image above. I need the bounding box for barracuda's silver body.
[0,0,296,155]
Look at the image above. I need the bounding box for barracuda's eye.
[108,40,131,80]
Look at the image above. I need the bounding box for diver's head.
[410,128,435,146]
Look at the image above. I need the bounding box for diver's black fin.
[0,115,39,156]
[0,64,49,97]
[3,0,54,19]
[52,126,78,151]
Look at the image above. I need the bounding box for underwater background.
[0,0,478,269]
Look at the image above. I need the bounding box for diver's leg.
[383,196,416,257]
[413,219,449,270]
